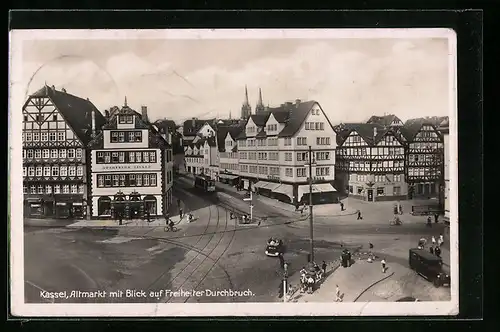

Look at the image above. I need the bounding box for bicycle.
[164,225,179,232]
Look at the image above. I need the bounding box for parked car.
[265,238,284,257]
[409,248,450,287]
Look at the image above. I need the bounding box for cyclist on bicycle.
[169,219,175,231]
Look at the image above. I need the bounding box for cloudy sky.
[21,36,451,125]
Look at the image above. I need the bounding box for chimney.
[51,85,56,91]
[192,117,196,127]
[160,127,167,141]
[295,99,301,107]
[373,127,377,140]
[168,132,172,145]
[105,110,110,118]
[285,101,293,107]
[61,87,67,93]
[91,109,96,137]
[141,106,149,123]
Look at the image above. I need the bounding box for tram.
[194,174,216,193]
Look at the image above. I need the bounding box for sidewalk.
[66,214,188,228]
[289,260,394,303]
[215,180,357,218]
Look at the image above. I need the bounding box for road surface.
[23,181,449,303]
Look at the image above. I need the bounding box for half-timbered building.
[22,85,106,218]
[399,119,444,199]
[438,118,450,222]
[88,99,173,219]
[335,123,407,202]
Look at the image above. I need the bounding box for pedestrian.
[434,214,439,223]
[427,216,432,227]
[381,258,387,273]
[322,261,327,275]
[295,202,300,212]
[435,245,441,258]
[357,210,363,220]
[307,275,314,293]
[439,234,444,247]
[335,285,341,302]
[230,211,234,220]
[431,236,436,246]
[398,203,403,215]
[340,202,345,211]
[429,246,434,255]
[179,207,184,219]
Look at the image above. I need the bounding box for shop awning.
[26,198,42,203]
[272,184,294,200]
[219,173,238,180]
[298,183,337,200]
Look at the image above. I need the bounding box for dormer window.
[119,115,134,124]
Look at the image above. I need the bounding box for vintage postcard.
[9,28,458,317]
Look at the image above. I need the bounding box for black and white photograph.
[9,28,458,316]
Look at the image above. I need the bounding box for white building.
[236,100,338,205]
[217,124,244,184]
[184,136,218,179]
[88,100,173,218]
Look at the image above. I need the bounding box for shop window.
[377,187,385,196]
[357,187,363,195]
[393,186,401,196]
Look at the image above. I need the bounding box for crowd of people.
[418,234,445,258]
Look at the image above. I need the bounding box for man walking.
[381,258,387,273]
[431,236,436,246]
[340,202,345,211]
[434,245,441,258]
[439,234,444,247]
[357,210,363,220]
[322,261,327,275]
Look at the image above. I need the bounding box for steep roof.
[27,85,106,145]
[337,122,405,146]
[154,119,177,133]
[216,124,245,152]
[276,100,318,137]
[250,114,269,127]
[182,118,209,136]
[398,118,426,141]
[367,114,402,126]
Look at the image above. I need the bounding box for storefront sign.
[100,164,154,171]
[73,202,83,206]
[56,202,67,206]
[30,204,41,207]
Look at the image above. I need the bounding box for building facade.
[236,100,338,205]
[438,118,450,222]
[217,124,244,184]
[335,123,407,202]
[400,119,444,199]
[22,85,105,219]
[88,101,173,218]
[184,136,218,178]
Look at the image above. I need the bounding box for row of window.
[110,131,143,143]
[23,113,59,123]
[240,165,331,177]
[351,174,404,183]
[266,124,278,132]
[118,115,134,124]
[23,131,66,142]
[349,186,402,196]
[408,142,443,150]
[97,173,158,188]
[220,163,239,171]
[96,151,157,164]
[338,147,405,156]
[24,165,84,177]
[240,136,332,147]
[24,148,83,160]
[407,168,441,177]
[23,184,85,195]
[185,157,204,164]
[347,160,405,169]
[408,154,440,163]
[219,152,238,159]
[304,122,325,131]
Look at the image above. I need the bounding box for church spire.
[255,87,265,114]
[241,85,251,120]
[124,96,128,107]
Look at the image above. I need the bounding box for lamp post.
[243,191,253,223]
[307,145,315,263]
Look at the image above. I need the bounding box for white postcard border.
[9,28,459,317]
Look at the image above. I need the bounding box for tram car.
[194,174,216,193]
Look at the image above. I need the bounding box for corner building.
[88,100,173,218]
[22,85,105,219]
[237,100,338,205]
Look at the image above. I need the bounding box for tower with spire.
[255,87,265,114]
[241,85,252,120]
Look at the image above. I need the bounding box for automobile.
[265,238,284,257]
[409,248,450,287]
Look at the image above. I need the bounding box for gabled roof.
[276,100,317,137]
[255,130,267,138]
[250,114,269,127]
[398,118,426,141]
[27,85,106,145]
[101,105,149,130]
[216,124,245,152]
[337,123,404,146]
[367,114,402,126]
[182,118,209,136]
[154,119,177,133]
